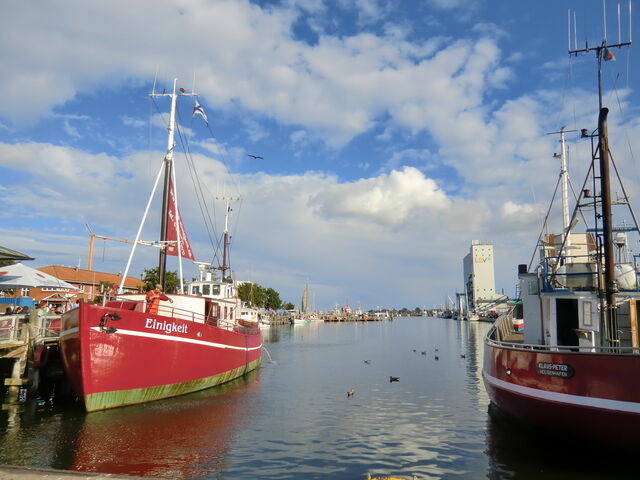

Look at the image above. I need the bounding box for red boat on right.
[483,17,640,447]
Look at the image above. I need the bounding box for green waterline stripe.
[84,358,261,412]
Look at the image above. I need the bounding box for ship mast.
[119,79,197,292]
[548,127,578,262]
[217,195,237,282]
[157,79,179,288]
[568,3,632,345]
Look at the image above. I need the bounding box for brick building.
[3,265,145,306]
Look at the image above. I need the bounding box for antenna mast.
[216,194,239,282]
[567,2,632,346]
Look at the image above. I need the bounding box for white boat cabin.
[519,232,640,350]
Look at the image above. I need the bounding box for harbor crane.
[85,223,132,271]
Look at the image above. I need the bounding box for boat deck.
[502,331,524,343]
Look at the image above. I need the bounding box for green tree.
[141,267,181,293]
[237,281,267,307]
[264,288,282,310]
[282,302,295,311]
[0,260,15,268]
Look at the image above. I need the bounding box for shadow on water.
[485,402,640,480]
[0,370,261,479]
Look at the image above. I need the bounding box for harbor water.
[0,317,638,479]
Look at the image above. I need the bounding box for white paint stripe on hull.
[59,325,261,352]
[88,327,262,352]
[483,371,640,414]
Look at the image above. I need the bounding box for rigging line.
[194,94,244,199]
[230,197,244,254]
[568,177,592,228]
[173,108,220,256]
[189,96,245,268]
[528,174,563,271]
[175,108,226,268]
[611,69,640,191]
[607,148,640,235]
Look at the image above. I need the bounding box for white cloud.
[310,166,450,226]
[121,116,146,128]
[0,0,507,149]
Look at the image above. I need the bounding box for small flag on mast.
[604,47,616,61]
[193,101,208,123]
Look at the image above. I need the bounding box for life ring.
[34,345,49,368]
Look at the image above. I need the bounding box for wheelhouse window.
[192,286,200,295]
[211,285,220,295]
[202,284,210,295]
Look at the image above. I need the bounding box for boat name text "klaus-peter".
[145,318,188,335]
[536,362,574,378]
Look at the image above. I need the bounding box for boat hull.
[60,302,262,412]
[483,338,640,446]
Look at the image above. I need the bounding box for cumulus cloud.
[1,0,637,309]
[310,166,450,225]
[0,0,508,150]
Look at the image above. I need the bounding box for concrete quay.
[0,465,151,480]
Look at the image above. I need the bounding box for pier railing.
[0,315,22,344]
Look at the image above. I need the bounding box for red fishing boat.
[483,15,640,447]
[60,80,262,412]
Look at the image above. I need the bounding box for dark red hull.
[483,339,640,446]
[60,302,262,411]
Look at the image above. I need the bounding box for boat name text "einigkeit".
[145,318,188,335]
[536,362,574,378]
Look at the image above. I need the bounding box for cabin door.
[556,298,579,346]
[205,301,219,325]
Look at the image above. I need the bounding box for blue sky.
[1,0,639,310]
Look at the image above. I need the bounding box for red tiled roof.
[38,265,145,289]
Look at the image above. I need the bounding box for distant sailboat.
[292,283,311,324]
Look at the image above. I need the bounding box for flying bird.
[364,360,372,364]
[389,376,399,382]
[347,389,355,397]
[247,154,263,159]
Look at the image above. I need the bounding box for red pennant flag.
[604,48,616,61]
[166,180,195,260]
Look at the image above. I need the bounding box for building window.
[21,288,29,297]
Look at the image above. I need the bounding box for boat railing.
[105,300,260,335]
[486,330,640,355]
[493,313,515,342]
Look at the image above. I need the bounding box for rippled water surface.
[1,317,638,479]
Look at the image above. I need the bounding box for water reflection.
[3,318,640,479]
[66,370,260,479]
[485,402,640,479]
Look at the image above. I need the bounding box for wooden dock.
[1,313,61,407]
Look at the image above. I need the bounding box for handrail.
[0,315,22,343]
[486,333,640,355]
[104,299,260,335]
[493,313,515,342]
